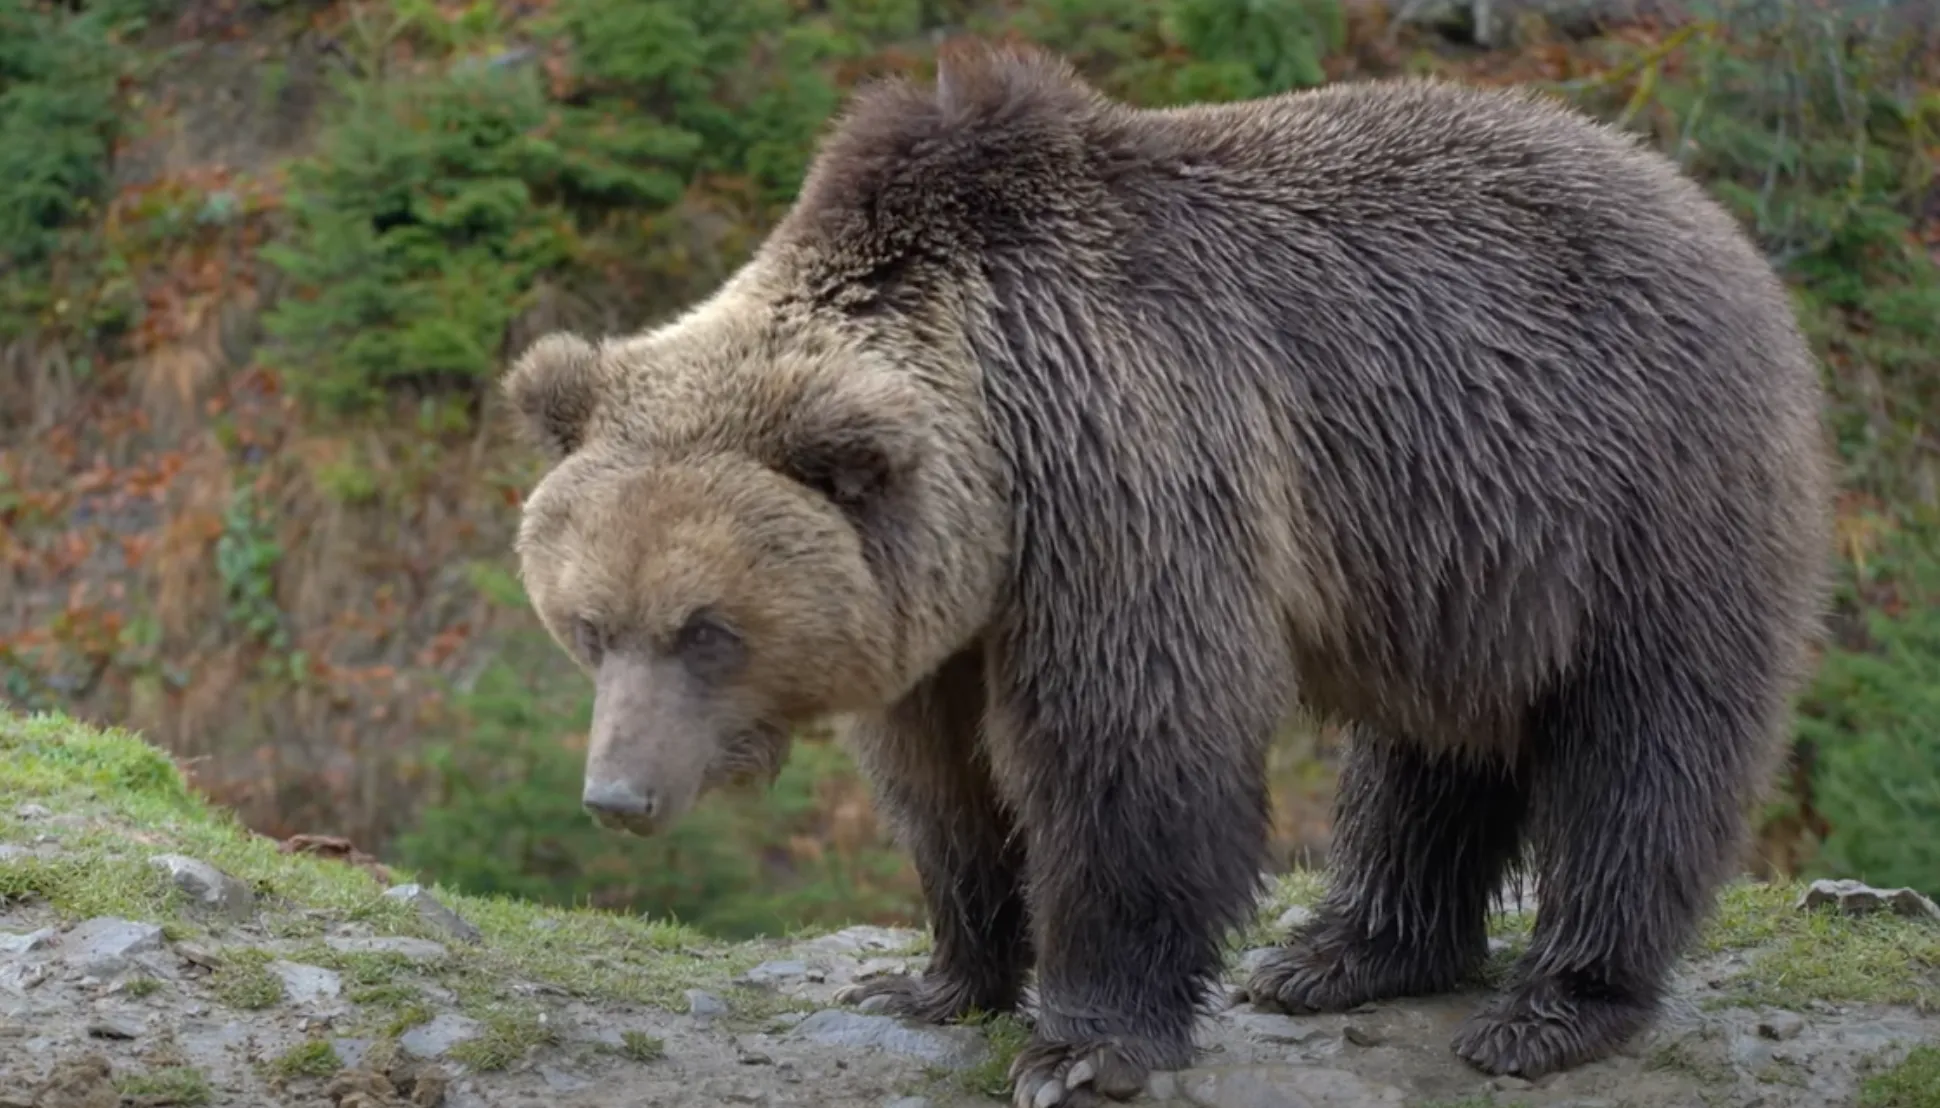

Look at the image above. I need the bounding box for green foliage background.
[4,0,1936,931]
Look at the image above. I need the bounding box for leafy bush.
[1797,527,1940,897]
[994,0,1345,104]
[260,62,580,413]
[0,0,156,336]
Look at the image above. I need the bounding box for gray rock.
[790,1009,987,1068]
[1342,1023,1383,1047]
[1160,1064,1408,1108]
[324,935,449,962]
[539,1064,592,1092]
[86,1015,143,1040]
[61,918,165,977]
[1796,879,1940,921]
[798,926,924,957]
[12,804,50,820]
[268,961,342,1005]
[686,989,728,1018]
[1274,905,1313,931]
[1234,948,1278,980]
[0,962,49,993]
[0,928,56,957]
[740,959,810,987]
[1226,1011,1327,1046]
[331,1037,376,1069]
[382,883,482,944]
[148,854,254,920]
[400,1012,482,1059]
[1759,1011,1807,1041]
[0,845,25,863]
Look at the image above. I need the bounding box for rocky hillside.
[5,711,1938,1107]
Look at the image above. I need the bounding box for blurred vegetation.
[1,0,1935,937]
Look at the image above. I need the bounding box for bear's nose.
[582,781,658,827]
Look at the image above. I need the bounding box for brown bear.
[502,40,1834,1108]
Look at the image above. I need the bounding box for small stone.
[853,958,909,981]
[331,1037,375,1069]
[13,804,50,820]
[0,962,49,992]
[1174,1064,1407,1107]
[1274,905,1313,931]
[738,1047,775,1065]
[1234,947,1278,980]
[1795,878,1940,921]
[270,961,343,1005]
[799,925,924,956]
[62,918,165,977]
[740,960,810,987]
[0,1020,25,1037]
[399,1013,482,1059]
[0,927,56,956]
[1227,1011,1326,1046]
[1343,1023,1382,1047]
[324,936,449,962]
[87,1015,143,1039]
[148,854,254,920]
[539,1064,592,1092]
[1758,1011,1806,1041]
[791,1009,988,1068]
[884,1098,931,1108]
[1487,937,1513,956]
[382,884,482,944]
[1493,1075,1534,1091]
[0,845,25,862]
[686,989,728,1018]
[26,1051,117,1108]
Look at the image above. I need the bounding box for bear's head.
[500,300,978,837]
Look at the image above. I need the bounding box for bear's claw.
[1008,1039,1148,1108]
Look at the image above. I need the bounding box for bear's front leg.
[989,609,1284,1108]
[835,648,1032,1024]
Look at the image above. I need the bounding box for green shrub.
[993,0,1345,105]
[260,62,579,413]
[0,0,156,337]
[1797,526,1940,897]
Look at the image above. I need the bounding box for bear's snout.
[582,779,661,835]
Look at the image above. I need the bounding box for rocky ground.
[3,713,1939,1108]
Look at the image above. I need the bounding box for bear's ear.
[503,332,607,459]
[778,377,928,522]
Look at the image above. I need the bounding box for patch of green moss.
[447,1002,561,1071]
[1701,881,1940,1011]
[210,948,284,1009]
[619,1030,666,1063]
[123,975,164,998]
[1647,1036,1735,1085]
[955,1011,1032,1099]
[1,709,752,1017]
[269,1038,341,1079]
[1861,1045,1940,1108]
[114,1065,213,1106]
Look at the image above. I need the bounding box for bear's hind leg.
[1246,729,1526,1015]
[1453,629,1777,1079]
[836,647,1032,1024]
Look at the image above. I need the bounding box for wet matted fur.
[504,40,1835,1108]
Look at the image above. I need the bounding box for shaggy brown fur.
[505,41,1833,1108]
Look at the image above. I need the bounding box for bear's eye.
[573,617,606,663]
[675,609,745,678]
